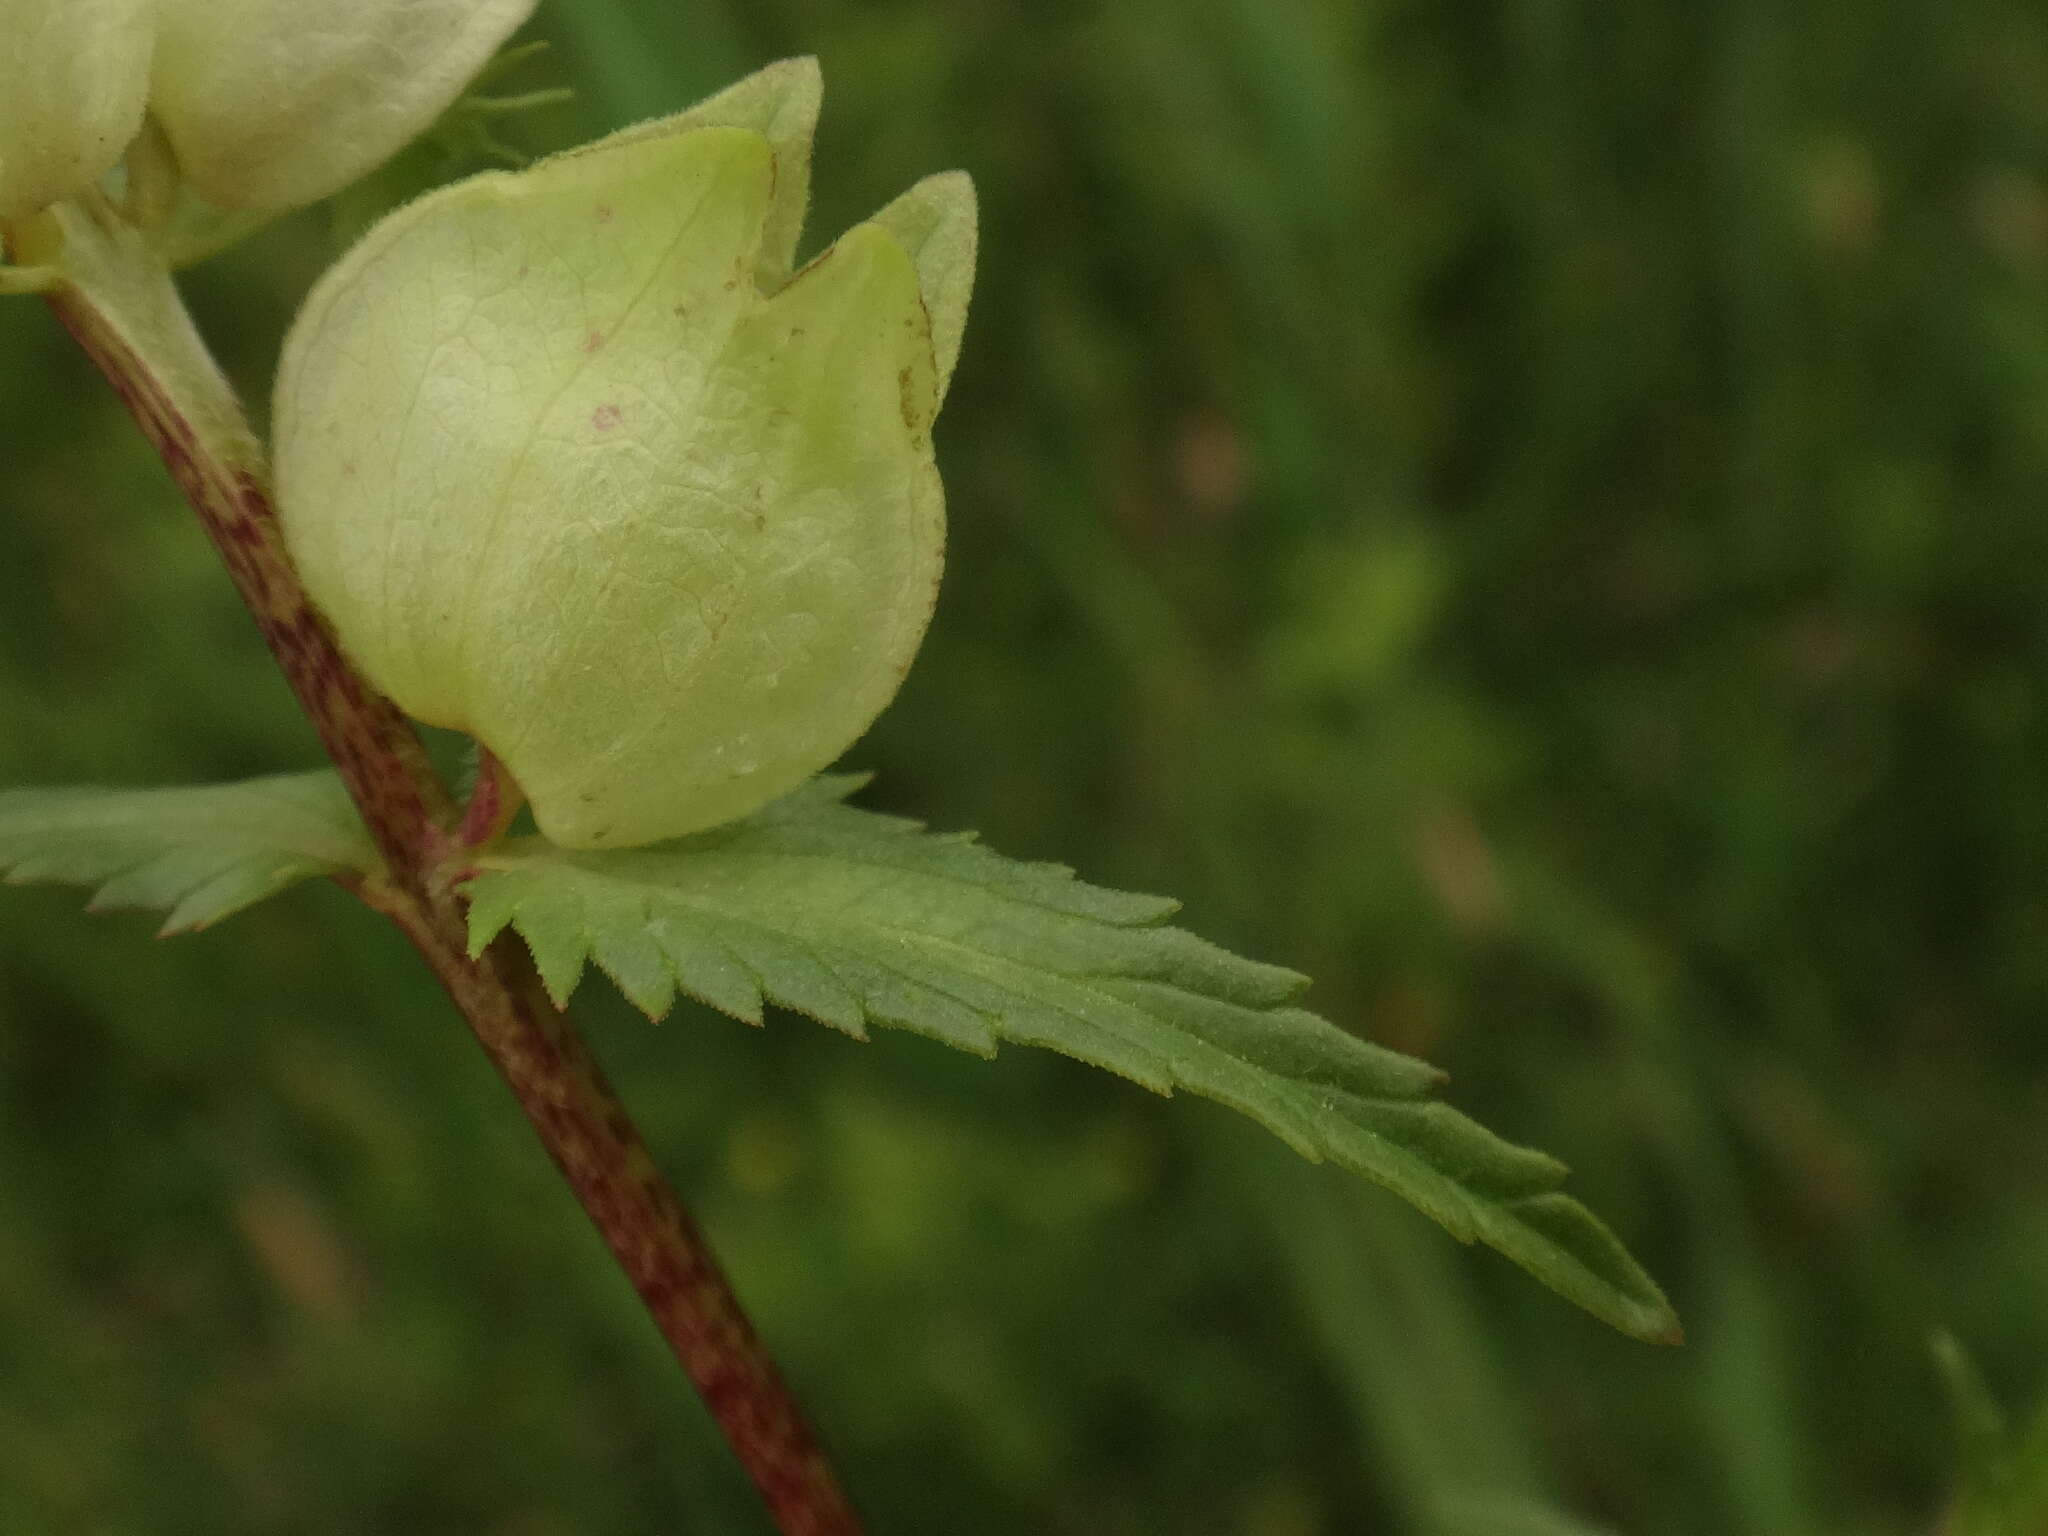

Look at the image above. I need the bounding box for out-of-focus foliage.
[3,1,2046,1532]
[1933,1332,2048,1535]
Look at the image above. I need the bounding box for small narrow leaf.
[0,771,377,932]
[464,774,1680,1343]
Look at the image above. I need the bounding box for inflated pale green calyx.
[275,61,975,851]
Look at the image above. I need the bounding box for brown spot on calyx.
[581,330,607,354]
[591,404,622,432]
[594,204,615,224]
[897,366,917,431]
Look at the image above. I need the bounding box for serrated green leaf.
[463,774,1680,1343]
[0,771,377,933]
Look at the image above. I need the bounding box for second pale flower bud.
[0,0,534,219]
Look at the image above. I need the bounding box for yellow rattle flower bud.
[275,61,976,850]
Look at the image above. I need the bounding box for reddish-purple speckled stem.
[48,288,450,877]
[39,218,862,1536]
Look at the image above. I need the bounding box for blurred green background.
[6,0,2048,1531]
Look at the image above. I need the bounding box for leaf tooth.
[1059,994,1337,1154]
[796,922,1183,1088]
[159,861,295,935]
[590,910,677,1020]
[648,909,764,1025]
[1348,1098,1568,1200]
[509,887,593,1009]
[715,921,867,1039]
[1164,1058,1330,1162]
[1311,1111,1487,1243]
[983,987,1179,1096]
[1096,983,1443,1100]
[462,873,526,957]
[1478,1191,1682,1345]
[92,848,238,916]
[812,943,998,1057]
[1109,929,1309,1008]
